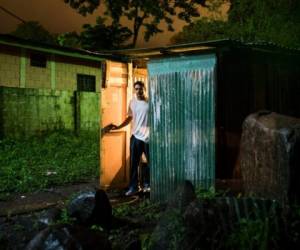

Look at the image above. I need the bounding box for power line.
[0,5,26,23]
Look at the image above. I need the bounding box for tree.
[57,32,81,48]
[56,18,131,50]
[171,17,229,44]
[171,0,300,48]
[64,0,207,47]
[79,17,132,50]
[228,0,300,46]
[10,21,56,45]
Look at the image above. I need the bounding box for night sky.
[0,0,228,48]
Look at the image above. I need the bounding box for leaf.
[64,0,208,47]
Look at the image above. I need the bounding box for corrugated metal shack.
[118,40,300,201]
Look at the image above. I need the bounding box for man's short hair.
[134,81,145,88]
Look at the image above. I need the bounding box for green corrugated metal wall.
[148,54,217,201]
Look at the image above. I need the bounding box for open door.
[100,61,131,188]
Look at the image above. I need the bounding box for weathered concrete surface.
[240,111,300,204]
[0,86,100,139]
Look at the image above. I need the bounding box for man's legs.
[142,142,150,190]
[128,135,143,192]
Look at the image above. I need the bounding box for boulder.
[67,191,95,224]
[25,224,111,250]
[183,197,281,249]
[167,180,196,213]
[67,189,112,230]
[37,208,61,226]
[148,180,196,250]
[92,189,112,230]
[184,197,280,231]
[240,111,300,204]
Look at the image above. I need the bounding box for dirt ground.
[0,179,249,250]
[0,178,139,217]
[0,179,153,250]
[0,179,97,216]
[0,179,243,217]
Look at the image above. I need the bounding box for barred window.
[77,74,96,92]
[30,53,47,68]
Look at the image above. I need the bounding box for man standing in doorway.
[111,81,150,196]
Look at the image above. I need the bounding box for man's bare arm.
[111,116,132,130]
[101,123,114,136]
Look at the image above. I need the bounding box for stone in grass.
[167,180,196,213]
[37,208,61,226]
[67,191,94,224]
[149,180,196,250]
[240,111,300,204]
[183,197,281,249]
[25,224,111,250]
[67,189,112,230]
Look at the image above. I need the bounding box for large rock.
[167,180,196,213]
[148,180,196,250]
[67,191,95,224]
[67,189,112,230]
[184,197,280,231]
[37,208,61,226]
[92,189,112,230]
[25,224,111,250]
[240,111,300,204]
[183,197,281,249]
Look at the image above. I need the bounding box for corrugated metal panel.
[148,54,217,201]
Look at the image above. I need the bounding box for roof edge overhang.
[2,34,300,63]
[0,34,125,62]
[110,39,241,60]
[111,39,300,61]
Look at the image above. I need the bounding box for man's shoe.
[125,188,137,196]
[143,184,150,193]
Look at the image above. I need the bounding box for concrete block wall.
[0,87,74,138]
[0,86,100,138]
[0,45,20,88]
[76,91,100,132]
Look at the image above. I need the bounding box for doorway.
[100,60,148,189]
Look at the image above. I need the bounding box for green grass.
[225,217,276,250]
[0,130,99,194]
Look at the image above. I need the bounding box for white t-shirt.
[128,97,149,143]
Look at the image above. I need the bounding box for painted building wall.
[0,44,102,92]
[0,44,102,138]
[25,53,51,89]
[0,45,20,88]
[55,56,102,92]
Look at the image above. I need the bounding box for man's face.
[135,84,144,99]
